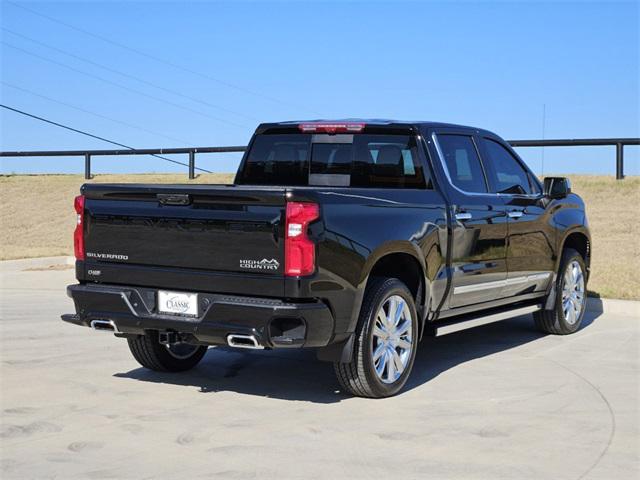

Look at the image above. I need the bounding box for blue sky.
[1,0,638,176]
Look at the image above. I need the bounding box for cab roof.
[256,119,495,137]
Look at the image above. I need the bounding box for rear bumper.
[62,283,335,348]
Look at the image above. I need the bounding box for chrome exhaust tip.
[90,319,120,333]
[226,334,263,349]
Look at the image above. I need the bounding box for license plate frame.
[157,290,199,317]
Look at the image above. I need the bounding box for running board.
[434,304,542,337]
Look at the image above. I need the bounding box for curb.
[587,297,639,317]
[0,256,74,271]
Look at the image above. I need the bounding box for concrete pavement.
[1,257,638,479]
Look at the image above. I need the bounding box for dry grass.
[0,174,638,299]
[567,175,640,300]
[0,174,234,260]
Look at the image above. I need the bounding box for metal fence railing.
[507,138,639,180]
[1,138,638,180]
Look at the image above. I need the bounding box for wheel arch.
[558,228,591,277]
[318,242,430,365]
[351,242,429,336]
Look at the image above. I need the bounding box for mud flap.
[316,334,355,363]
[544,282,557,311]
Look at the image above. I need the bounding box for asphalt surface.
[1,257,638,480]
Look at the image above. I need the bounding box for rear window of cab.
[236,133,429,188]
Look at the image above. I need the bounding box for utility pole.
[541,104,546,176]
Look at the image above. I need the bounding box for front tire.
[127,331,208,372]
[334,277,418,398]
[534,248,587,335]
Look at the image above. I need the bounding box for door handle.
[455,212,472,221]
[508,211,524,219]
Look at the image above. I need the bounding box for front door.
[432,132,508,308]
[478,136,555,296]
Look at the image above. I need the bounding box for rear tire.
[334,277,418,398]
[534,248,587,335]
[127,331,207,372]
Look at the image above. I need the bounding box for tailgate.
[81,184,286,293]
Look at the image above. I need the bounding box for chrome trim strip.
[453,279,507,294]
[526,272,552,282]
[506,276,528,285]
[453,272,551,295]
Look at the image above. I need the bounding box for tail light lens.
[285,202,320,276]
[74,195,85,260]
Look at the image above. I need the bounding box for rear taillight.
[285,202,320,276]
[74,195,85,260]
[298,122,365,134]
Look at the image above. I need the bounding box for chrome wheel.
[562,260,585,325]
[164,343,201,360]
[372,295,413,384]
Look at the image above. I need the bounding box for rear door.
[432,130,509,308]
[478,136,555,295]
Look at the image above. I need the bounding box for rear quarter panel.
[286,187,448,336]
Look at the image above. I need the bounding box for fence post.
[188,150,195,179]
[616,143,624,180]
[84,153,91,180]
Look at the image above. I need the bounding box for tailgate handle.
[157,194,191,206]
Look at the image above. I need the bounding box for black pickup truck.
[63,120,590,398]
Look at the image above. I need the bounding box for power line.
[2,81,193,145]
[7,0,320,115]
[2,41,248,130]
[0,104,212,173]
[2,27,258,122]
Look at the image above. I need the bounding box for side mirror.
[543,177,571,199]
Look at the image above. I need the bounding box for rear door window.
[436,134,488,193]
[237,133,429,188]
